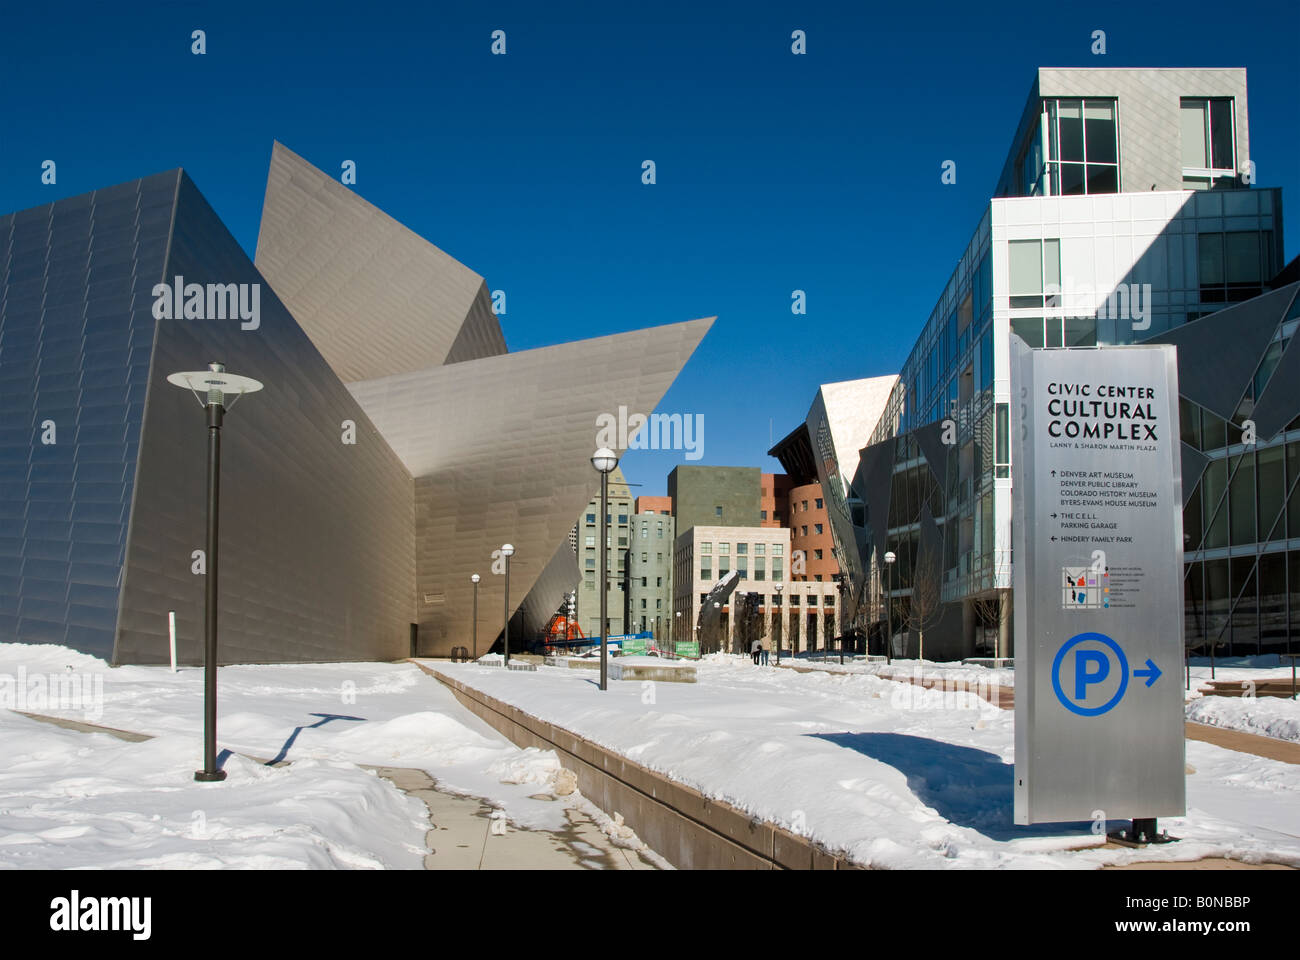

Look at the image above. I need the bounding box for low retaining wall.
[412,661,865,870]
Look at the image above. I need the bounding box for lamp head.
[501,543,515,558]
[590,447,619,474]
[471,574,480,584]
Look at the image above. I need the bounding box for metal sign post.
[1011,339,1186,833]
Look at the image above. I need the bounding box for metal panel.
[0,171,179,658]
[353,317,712,656]
[115,172,416,665]
[253,142,507,382]
[1011,339,1186,824]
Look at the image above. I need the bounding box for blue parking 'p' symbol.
[1052,632,1129,716]
[1074,649,1109,699]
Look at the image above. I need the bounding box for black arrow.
[1051,513,1058,519]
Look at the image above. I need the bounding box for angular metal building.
[0,147,711,664]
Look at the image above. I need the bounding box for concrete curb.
[413,661,867,870]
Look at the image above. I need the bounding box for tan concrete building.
[672,525,840,655]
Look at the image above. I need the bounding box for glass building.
[785,68,1292,660]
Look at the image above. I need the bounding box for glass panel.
[1044,239,1061,293]
[1199,233,1224,286]
[1203,413,1227,451]
[1229,557,1258,655]
[1259,552,1287,652]
[1064,315,1097,346]
[1181,100,1209,168]
[1184,481,1203,550]
[1059,162,1086,195]
[1058,99,1084,162]
[1259,446,1285,542]
[1044,318,1065,348]
[1229,452,1256,546]
[1225,232,1261,284]
[1202,458,1228,548]
[1010,317,1044,348]
[1083,100,1117,164]
[1009,240,1042,300]
[1086,165,1118,194]
[1204,558,1230,649]
[1210,99,1234,170]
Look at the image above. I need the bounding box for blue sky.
[3,0,1297,495]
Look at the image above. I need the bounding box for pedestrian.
[760,636,770,666]
[751,636,761,665]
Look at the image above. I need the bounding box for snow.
[1187,695,1300,743]
[0,643,647,868]
[0,708,428,869]
[435,654,1300,869]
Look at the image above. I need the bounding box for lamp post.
[674,610,681,655]
[471,573,480,660]
[774,583,783,664]
[166,361,264,783]
[591,447,619,691]
[712,600,722,654]
[884,550,897,665]
[500,544,514,665]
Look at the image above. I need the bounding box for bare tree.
[969,553,1011,659]
[903,544,944,661]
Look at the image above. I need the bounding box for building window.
[773,544,783,556]
[715,505,723,517]
[1039,98,1119,195]
[701,562,712,580]
[719,557,730,576]
[995,402,1011,478]
[1009,239,1061,308]
[657,523,663,538]
[657,576,662,587]
[1199,231,1270,303]
[814,523,823,535]
[586,513,596,523]
[702,541,712,554]
[641,523,649,537]
[641,599,647,609]
[656,599,662,610]
[815,498,823,509]
[585,558,596,568]
[618,536,628,546]
[719,543,730,555]
[657,552,663,563]
[737,543,748,555]
[801,525,808,537]
[1181,98,1236,188]
[772,560,783,580]
[755,560,765,581]
[585,536,595,547]
[802,500,808,511]
[814,549,823,560]
[760,510,767,520]
[618,514,628,524]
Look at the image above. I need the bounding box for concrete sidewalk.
[13,710,661,871]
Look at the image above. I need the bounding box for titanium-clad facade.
[0,172,175,659]
[1,146,711,663]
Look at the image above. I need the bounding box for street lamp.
[884,550,897,665]
[470,573,481,660]
[591,447,619,691]
[166,361,264,783]
[500,544,514,665]
[712,600,722,654]
[774,583,783,664]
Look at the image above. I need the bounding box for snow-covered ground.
[1187,695,1300,743]
[0,643,639,869]
[433,654,1300,869]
